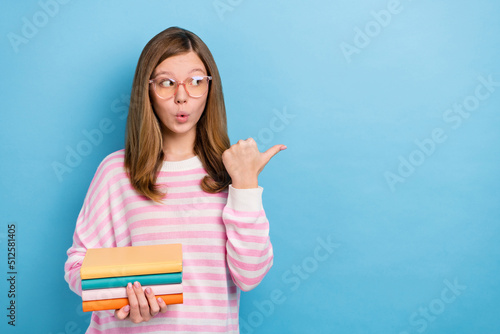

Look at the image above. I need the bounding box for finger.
[157,296,169,313]
[114,304,130,320]
[144,287,160,316]
[133,281,151,321]
[126,282,141,323]
[262,144,286,164]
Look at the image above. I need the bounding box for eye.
[159,79,175,88]
[190,76,204,86]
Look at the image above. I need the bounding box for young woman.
[64,26,286,333]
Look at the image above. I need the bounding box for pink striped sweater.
[64,149,274,333]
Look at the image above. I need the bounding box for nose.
[175,82,188,104]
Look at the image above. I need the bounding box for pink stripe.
[96,212,117,247]
[162,310,238,320]
[96,184,152,232]
[68,274,80,294]
[184,258,226,268]
[183,272,230,281]
[64,253,83,269]
[223,217,269,230]
[114,232,132,247]
[227,242,270,257]
[132,230,227,242]
[163,191,227,200]
[185,298,238,307]
[79,186,121,242]
[92,310,237,324]
[89,322,239,333]
[230,262,273,289]
[87,159,126,207]
[80,209,117,247]
[227,252,273,271]
[183,285,237,294]
[108,183,227,203]
[125,201,225,218]
[183,244,226,254]
[157,179,202,187]
[72,234,85,249]
[128,216,224,230]
[224,207,265,217]
[226,230,270,244]
[87,152,124,202]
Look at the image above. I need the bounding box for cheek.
[149,93,159,112]
[150,96,173,116]
[196,96,209,113]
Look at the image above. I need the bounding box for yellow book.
[80,244,182,280]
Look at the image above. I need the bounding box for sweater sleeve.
[222,184,274,292]
[63,156,118,297]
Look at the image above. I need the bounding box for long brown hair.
[125,27,231,202]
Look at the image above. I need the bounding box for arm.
[222,185,274,291]
[64,221,89,297]
[220,138,286,291]
[63,152,167,322]
[64,156,117,297]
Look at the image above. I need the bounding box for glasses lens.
[186,77,209,97]
[155,78,176,99]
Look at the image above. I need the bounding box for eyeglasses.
[149,75,212,100]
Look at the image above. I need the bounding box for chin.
[167,125,195,135]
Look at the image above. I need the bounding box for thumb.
[114,304,130,320]
[262,145,287,164]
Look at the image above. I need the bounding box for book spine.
[82,293,183,312]
[81,272,182,290]
[82,284,183,301]
[81,263,182,280]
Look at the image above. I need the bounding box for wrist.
[231,178,258,189]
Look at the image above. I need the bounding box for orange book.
[82,293,183,312]
[80,244,182,280]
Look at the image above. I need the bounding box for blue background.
[1,0,499,333]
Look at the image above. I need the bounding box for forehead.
[153,51,206,77]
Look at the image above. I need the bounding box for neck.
[162,127,197,161]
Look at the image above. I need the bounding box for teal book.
[82,272,182,290]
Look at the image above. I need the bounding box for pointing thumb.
[263,145,287,164]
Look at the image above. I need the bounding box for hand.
[114,281,168,323]
[222,138,286,189]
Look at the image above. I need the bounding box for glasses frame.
[149,75,213,100]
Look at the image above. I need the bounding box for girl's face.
[149,51,209,141]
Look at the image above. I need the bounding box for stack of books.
[80,244,183,312]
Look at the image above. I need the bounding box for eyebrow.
[153,68,206,77]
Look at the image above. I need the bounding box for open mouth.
[176,113,189,122]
